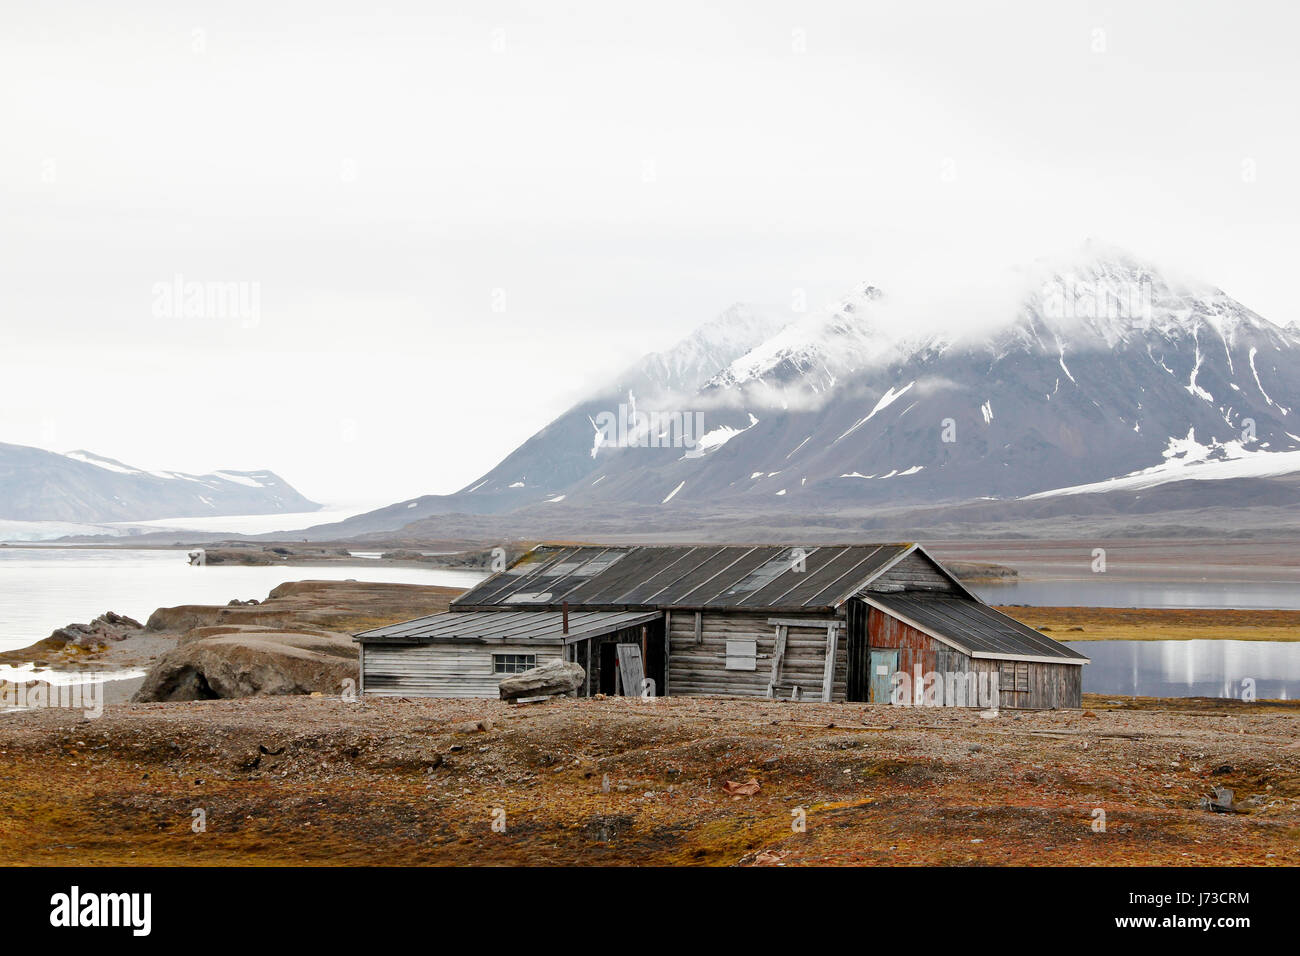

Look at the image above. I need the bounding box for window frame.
[492,652,538,675]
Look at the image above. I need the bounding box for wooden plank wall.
[667,611,847,701]
[967,658,1082,710]
[866,552,960,593]
[362,643,564,699]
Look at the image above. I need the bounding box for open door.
[615,643,645,697]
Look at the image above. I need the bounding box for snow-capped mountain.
[608,246,1300,509]
[371,302,789,519]
[315,244,1300,538]
[0,443,320,522]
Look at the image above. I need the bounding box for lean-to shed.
[354,543,1088,708]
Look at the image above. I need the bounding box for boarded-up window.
[999,662,1031,693]
[725,640,757,671]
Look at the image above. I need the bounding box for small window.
[493,653,537,675]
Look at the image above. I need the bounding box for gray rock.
[133,628,357,702]
[498,659,585,701]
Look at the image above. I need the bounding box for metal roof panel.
[867,594,1089,662]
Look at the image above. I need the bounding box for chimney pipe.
[562,602,570,635]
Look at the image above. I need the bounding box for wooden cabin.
[354,543,1088,709]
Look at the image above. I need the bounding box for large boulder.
[498,659,585,701]
[133,628,357,702]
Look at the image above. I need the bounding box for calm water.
[1068,639,1299,699]
[971,579,1300,610]
[0,548,489,653]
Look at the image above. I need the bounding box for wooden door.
[616,643,646,698]
[868,649,898,704]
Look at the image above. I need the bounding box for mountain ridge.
[301,243,1300,540]
[0,442,320,523]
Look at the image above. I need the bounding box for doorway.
[868,649,899,704]
[599,641,620,695]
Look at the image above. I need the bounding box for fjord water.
[974,579,1300,697]
[1067,639,1299,699]
[0,547,489,653]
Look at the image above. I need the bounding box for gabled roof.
[355,609,661,645]
[861,592,1089,664]
[451,543,918,612]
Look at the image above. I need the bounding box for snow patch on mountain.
[64,451,140,475]
[835,381,916,444]
[1250,346,1284,412]
[214,471,267,488]
[694,413,760,454]
[1026,428,1300,498]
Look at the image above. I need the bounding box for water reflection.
[972,579,1300,610]
[1067,640,1299,699]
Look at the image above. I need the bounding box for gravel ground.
[0,693,1296,866]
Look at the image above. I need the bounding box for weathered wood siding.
[865,604,1082,709]
[667,611,846,701]
[967,657,1082,710]
[866,552,960,594]
[362,643,563,699]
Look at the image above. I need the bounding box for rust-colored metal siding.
[865,604,1082,709]
[867,606,938,680]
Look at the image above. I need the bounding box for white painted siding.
[362,643,564,698]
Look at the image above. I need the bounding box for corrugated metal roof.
[451,543,916,611]
[864,593,1089,663]
[354,608,661,645]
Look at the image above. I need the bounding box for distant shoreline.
[997,605,1300,643]
[0,541,502,571]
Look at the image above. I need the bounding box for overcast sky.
[3,0,1298,509]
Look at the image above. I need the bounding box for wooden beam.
[663,613,671,697]
[767,625,788,698]
[822,623,840,703]
[766,617,842,627]
[694,611,702,646]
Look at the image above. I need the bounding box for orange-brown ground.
[1,694,1296,866]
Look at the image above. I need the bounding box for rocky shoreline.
[1,580,460,705]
